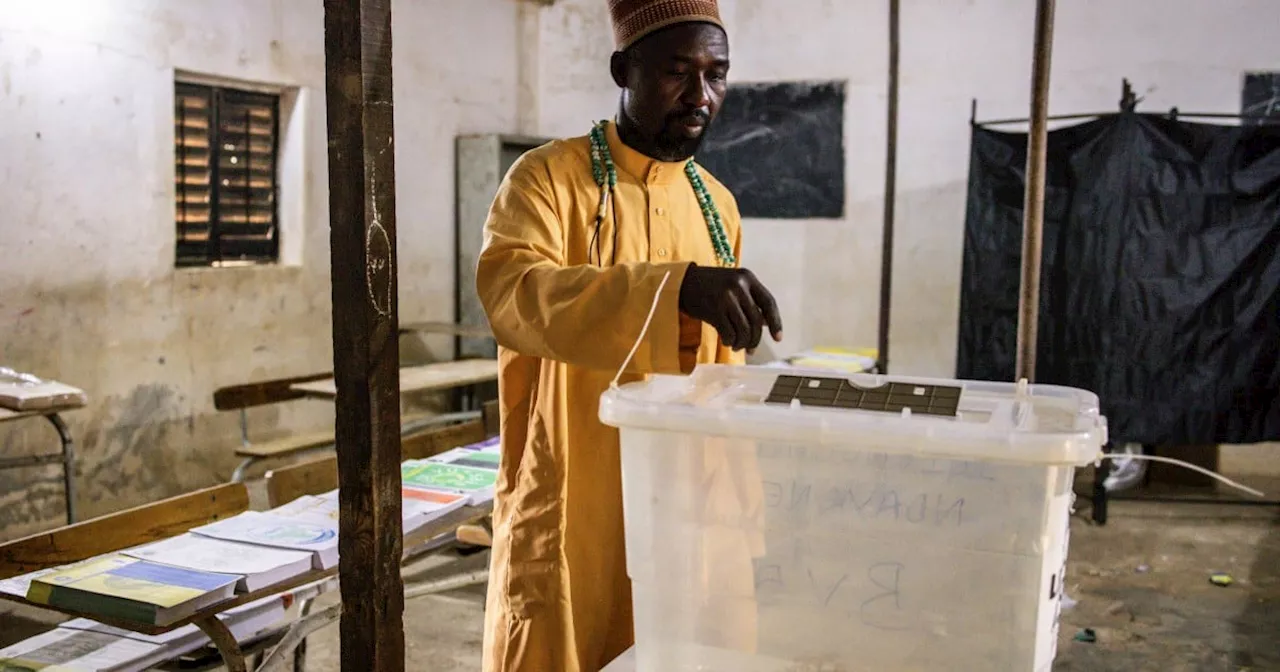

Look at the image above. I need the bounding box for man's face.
[613,23,730,161]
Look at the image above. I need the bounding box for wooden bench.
[481,398,499,437]
[0,425,500,671]
[0,483,249,580]
[263,410,498,554]
[263,419,488,508]
[288,359,499,411]
[0,482,293,670]
[216,364,497,483]
[213,373,337,483]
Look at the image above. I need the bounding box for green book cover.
[36,584,160,624]
[401,461,496,493]
[25,554,238,626]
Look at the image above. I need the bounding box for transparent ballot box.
[599,364,1107,671]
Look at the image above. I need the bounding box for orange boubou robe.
[474,120,749,671]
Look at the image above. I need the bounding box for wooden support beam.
[1016,0,1056,382]
[322,1,405,671]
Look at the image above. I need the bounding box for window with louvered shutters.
[174,82,280,267]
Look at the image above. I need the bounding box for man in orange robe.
[475,2,783,669]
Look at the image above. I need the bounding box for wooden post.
[877,0,901,374]
[1015,0,1056,382]
[322,1,405,671]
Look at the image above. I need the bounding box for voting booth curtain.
[956,112,1280,446]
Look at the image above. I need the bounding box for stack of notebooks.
[0,366,88,411]
[22,555,242,626]
[0,507,335,639]
[402,435,501,508]
[13,523,333,628]
[0,435,504,668]
[0,592,290,671]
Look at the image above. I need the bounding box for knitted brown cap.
[609,0,724,51]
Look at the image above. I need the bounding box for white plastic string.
[611,271,673,389]
[1101,453,1266,498]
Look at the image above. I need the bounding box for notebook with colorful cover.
[189,511,340,570]
[58,592,288,655]
[121,533,313,593]
[0,552,151,599]
[25,555,239,627]
[275,489,469,537]
[401,461,498,506]
[398,488,470,532]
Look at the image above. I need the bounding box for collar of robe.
[602,120,691,187]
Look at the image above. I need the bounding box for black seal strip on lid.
[764,375,962,417]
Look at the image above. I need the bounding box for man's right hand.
[678,264,784,352]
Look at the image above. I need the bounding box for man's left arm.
[716,198,747,366]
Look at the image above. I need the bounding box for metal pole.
[877,0,900,374]
[48,413,76,524]
[1015,0,1056,382]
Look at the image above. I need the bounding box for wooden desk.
[0,503,493,672]
[398,320,493,340]
[290,359,498,400]
[0,403,83,524]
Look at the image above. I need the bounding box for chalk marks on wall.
[697,80,847,219]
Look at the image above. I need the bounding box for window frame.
[174,81,283,268]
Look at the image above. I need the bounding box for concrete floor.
[1053,497,1279,671]
[304,551,491,671]
[2,474,1277,671]
[306,487,1280,672]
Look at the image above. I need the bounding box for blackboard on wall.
[1242,72,1280,124]
[696,80,846,219]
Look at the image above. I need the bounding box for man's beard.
[650,111,714,162]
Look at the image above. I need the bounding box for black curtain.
[957,112,1280,445]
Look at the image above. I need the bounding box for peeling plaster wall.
[530,0,1280,376]
[3,0,1276,540]
[0,0,519,540]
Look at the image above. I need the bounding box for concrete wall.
[0,0,519,540]
[528,0,1280,376]
[2,0,1276,540]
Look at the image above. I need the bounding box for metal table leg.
[232,457,258,484]
[44,413,76,525]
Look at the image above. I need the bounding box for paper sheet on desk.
[0,566,58,598]
[765,347,877,374]
[0,367,88,411]
[0,628,165,672]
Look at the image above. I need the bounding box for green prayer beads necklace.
[588,120,736,267]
